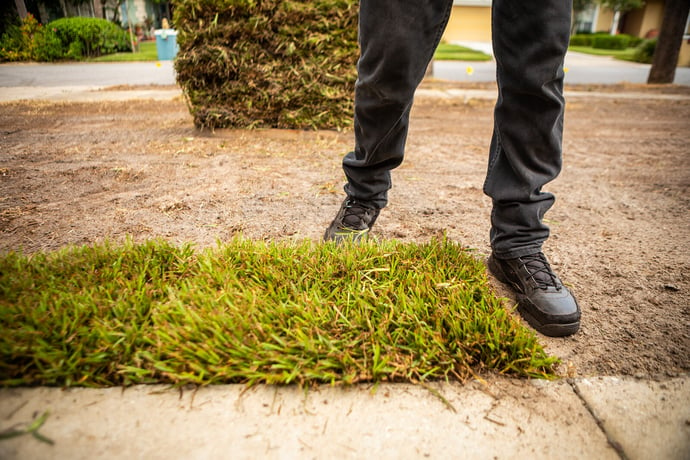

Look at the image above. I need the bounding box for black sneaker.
[488,252,580,337]
[324,198,380,243]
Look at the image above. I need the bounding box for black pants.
[342,0,572,259]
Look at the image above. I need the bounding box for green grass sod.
[0,237,558,388]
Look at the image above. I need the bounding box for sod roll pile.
[173,0,359,130]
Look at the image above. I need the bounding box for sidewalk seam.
[568,379,628,460]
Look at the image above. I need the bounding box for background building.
[442,0,690,67]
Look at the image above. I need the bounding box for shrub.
[47,17,131,59]
[0,24,25,61]
[619,33,643,48]
[33,27,63,61]
[173,0,359,130]
[0,13,41,61]
[569,34,593,47]
[632,39,656,64]
[592,34,630,50]
[0,15,131,62]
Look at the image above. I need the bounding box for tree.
[647,0,690,83]
[598,0,645,34]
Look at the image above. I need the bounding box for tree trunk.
[14,0,28,19]
[648,0,690,84]
[59,0,68,17]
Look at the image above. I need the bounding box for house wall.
[440,1,690,67]
[679,18,690,67]
[442,5,492,42]
[594,8,614,33]
[679,41,689,67]
[623,0,664,38]
[594,6,613,32]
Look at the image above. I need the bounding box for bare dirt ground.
[1,82,688,379]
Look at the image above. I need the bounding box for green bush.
[632,39,656,64]
[33,27,63,61]
[0,15,130,62]
[48,17,131,59]
[615,33,642,48]
[173,0,359,130]
[622,34,643,48]
[569,34,593,47]
[592,34,630,50]
[0,24,24,61]
[0,13,41,61]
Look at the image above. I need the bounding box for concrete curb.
[1,376,688,459]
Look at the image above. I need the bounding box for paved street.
[1,51,688,92]
[434,51,690,85]
[0,61,176,88]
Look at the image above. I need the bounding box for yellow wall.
[442,6,492,42]
[441,2,689,67]
[677,5,690,67]
[679,41,690,67]
[595,8,615,33]
[623,0,664,37]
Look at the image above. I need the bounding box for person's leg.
[343,0,454,209]
[485,0,580,337]
[325,0,453,242]
[484,0,572,258]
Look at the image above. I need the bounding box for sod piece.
[173,0,359,130]
[0,238,558,387]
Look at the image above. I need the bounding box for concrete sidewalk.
[1,376,688,459]
[2,51,689,91]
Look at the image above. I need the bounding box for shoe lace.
[341,200,374,228]
[519,253,562,291]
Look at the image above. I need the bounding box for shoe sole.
[487,256,580,337]
[515,300,580,337]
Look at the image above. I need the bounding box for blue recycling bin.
[154,29,178,61]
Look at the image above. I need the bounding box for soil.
[1,82,688,379]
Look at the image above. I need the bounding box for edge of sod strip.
[0,237,558,387]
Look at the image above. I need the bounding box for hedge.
[173,0,359,130]
[633,39,656,64]
[569,34,595,47]
[48,17,131,59]
[0,14,131,62]
[592,34,630,50]
[570,33,641,49]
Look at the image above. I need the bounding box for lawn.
[568,45,638,62]
[90,40,159,62]
[433,43,492,61]
[94,41,491,63]
[0,238,557,388]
